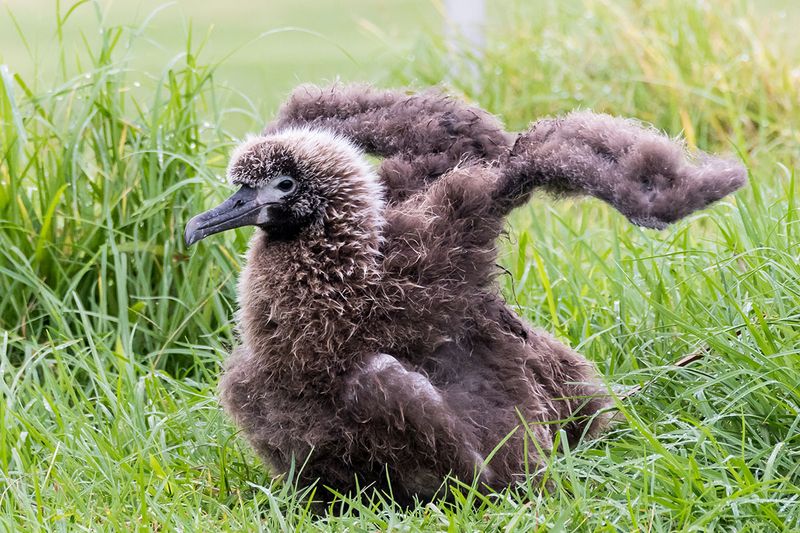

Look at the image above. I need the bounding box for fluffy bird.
[185,85,746,505]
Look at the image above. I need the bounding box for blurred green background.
[2,0,798,123]
[1,0,436,113]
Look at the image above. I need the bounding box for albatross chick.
[184,85,746,505]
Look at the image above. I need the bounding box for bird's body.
[184,85,746,505]
[220,154,607,502]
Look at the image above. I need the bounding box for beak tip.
[184,186,261,246]
[183,217,202,247]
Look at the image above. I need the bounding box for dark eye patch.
[277,179,295,192]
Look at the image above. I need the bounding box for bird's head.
[184,127,384,246]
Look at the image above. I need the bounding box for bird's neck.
[236,212,384,390]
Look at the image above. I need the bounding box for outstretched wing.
[267,84,746,227]
[495,111,748,228]
[263,84,514,204]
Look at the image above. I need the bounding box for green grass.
[0,0,434,113]
[1,0,799,530]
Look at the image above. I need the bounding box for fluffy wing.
[263,84,514,203]
[495,111,748,228]
[267,85,746,227]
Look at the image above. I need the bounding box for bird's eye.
[277,178,295,193]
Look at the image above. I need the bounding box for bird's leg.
[343,353,494,496]
[496,111,747,228]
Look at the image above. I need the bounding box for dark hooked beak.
[184,186,265,246]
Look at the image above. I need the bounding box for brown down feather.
[211,84,747,506]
